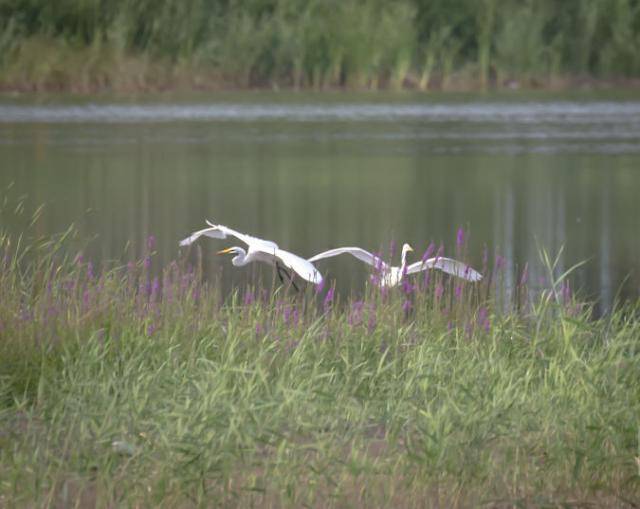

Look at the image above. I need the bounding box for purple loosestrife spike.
[454,284,462,301]
[402,277,414,295]
[315,278,325,295]
[456,227,465,250]
[146,323,157,336]
[87,261,95,280]
[244,290,255,306]
[435,283,444,301]
[349,300,364,326]
[283,306,292,326]
[292,308,299,327]
[147,235,156,251]
[82,289,91,311]
[477,307,490,333]
[143,256,151,271]
[150,277,160,303]
[367,305,377,333]
[402,299,412,314]
[374,252,383,272]
[422,242,436,263]
[323,287,335,312]
[423,270,431,290]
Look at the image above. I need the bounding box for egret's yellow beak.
[406,245,414,252]
[216,247,234,255]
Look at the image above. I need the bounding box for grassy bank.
[1,214,640,506]
[1,0,640,93]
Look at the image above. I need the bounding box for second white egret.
[308,243,482,287]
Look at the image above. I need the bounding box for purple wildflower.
[19,306,33,322]
[349,300,365,326]
[422,242,436,263]
[477,307,490,333]
[146,235,156,251]
[323,286,335,312]
[495,254,505,271]
[292,308,299,327]
[315,278,325,295]
[283,305,292,325]
[456,227,465,250]
[146,323,157,336]
[82,289,91,311]
[401,277,414,296]
[435,283,444,301]
[150,277,160,303]
[243,290,255,306]
[143,256,151,271]
[402,299,412,314]
[454,284,462,301]
[87,261,95,280]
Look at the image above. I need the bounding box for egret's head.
[216,246,247,265]
[400,243,414,267]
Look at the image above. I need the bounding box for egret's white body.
[179,221,323,285]
[308,243,482,287]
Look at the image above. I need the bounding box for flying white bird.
[179,221,323,290]
[308,243,482,287]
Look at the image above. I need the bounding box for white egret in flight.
[308,243,482,287]
[179,221,323,290]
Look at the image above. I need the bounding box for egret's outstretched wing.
[205,221,278,251]
[308,247,389,270]
[407,257,483,282]
[179,221,278,251]
[179,226,224,247]
[275,249,323,284]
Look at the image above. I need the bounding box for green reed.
[1,0,639,92]
[1,208,639,506]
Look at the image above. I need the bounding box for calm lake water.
[1,92,639,311]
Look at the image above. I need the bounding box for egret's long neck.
[400,249,409,274]
[231,249,249,267]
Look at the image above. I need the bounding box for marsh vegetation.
[2,0,640,92]
[1,206,639,507]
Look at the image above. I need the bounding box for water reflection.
[1,95,638,312]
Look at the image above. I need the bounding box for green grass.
[1,0,640,92]
[1,218,640,506]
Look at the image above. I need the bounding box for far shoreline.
[2,73,640,98]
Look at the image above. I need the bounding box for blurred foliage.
[1,0,639,90]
